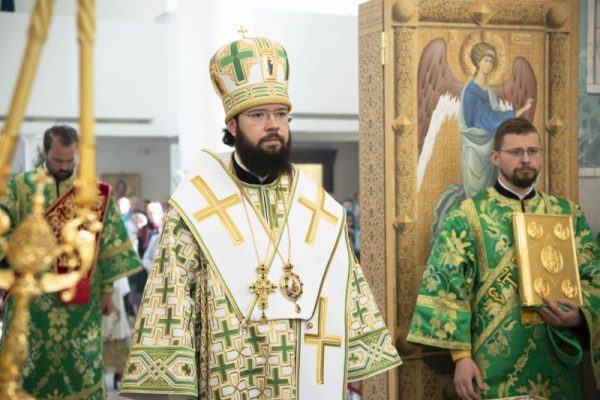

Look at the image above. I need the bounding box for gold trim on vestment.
[462,199,490,280]
[415,294,471,312]
[472,263,518,354]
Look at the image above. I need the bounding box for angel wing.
[417,39,464,192]
[492,57,537,121]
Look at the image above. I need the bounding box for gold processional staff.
[0,1,101,398]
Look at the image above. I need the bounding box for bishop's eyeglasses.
[240,109,292,124]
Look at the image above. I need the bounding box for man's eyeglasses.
[498,147,543,159]
[240,110,292,124]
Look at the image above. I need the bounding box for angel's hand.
[516,98,534,117]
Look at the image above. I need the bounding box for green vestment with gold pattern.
[408,186,600,400]
[0,167,142,399]
[120,164,401,399]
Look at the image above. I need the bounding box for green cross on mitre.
[219,41,256,83]
[276,46,289,80]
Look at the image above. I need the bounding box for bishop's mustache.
[259,132,284,144]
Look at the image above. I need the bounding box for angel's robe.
[459,80,514,198]
[408,184,600,400]
[0,166,142,399]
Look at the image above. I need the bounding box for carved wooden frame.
[359,1,579,399]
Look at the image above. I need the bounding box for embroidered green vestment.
[0,167,142,399]
[120,175,401,399]
[408,187,600,400]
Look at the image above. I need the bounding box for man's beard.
[49,168,74,183]
[504,165,539,189]
[234,127,292,179]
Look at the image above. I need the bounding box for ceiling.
[13,0,363,21]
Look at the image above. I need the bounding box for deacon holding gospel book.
[407,117,600,400]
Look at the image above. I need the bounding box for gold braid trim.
[462,198,490,280]
[416,294,470,312]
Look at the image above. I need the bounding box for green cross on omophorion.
[211,354,236,382]
[240,359,264,385]
[220,42,255,82]
[156,277,175,304]
[272,335,294,363]
[352,299,368,324]
[135,317,151,343]
[214,320,238,347]
[158,307,181,334]
[245,326,267,353]
[267,368,289,396]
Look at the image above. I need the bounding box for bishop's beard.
[234,128,292,179]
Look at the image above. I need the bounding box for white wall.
[1,4,360,201]
[0,11,169,138]
[96,136,172,202]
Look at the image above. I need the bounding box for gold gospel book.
[512,213,582,308]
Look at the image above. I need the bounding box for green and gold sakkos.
[0,167,142,399]
[408,187,600,400]
[120,172,401,399]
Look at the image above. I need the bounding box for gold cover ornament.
[512,213,583,307]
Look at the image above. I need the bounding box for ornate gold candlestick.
[0,172,101,399]
[0,0,99,397]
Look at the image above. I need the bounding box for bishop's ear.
[227,119,238,137]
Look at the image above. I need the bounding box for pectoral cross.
[249,264,277,324]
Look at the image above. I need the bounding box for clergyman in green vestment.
[0,125,142,399]
[408,118,600,400]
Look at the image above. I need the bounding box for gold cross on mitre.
[303,297,342,384]
[299,187,338,245]
[238,26,248,38]
[191,175,243,244]
[249,264,277,324]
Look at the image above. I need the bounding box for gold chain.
[229,159,296,324]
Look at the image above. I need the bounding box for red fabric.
[46,182,111,304]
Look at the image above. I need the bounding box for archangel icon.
[416,36,537,242]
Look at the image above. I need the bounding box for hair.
[131,212,148,226]
[470,42,497,72]
[494,117,538,150]
[222,115,238,147]
[43,125,78,152]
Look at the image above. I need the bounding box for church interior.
[1,0,600,399]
